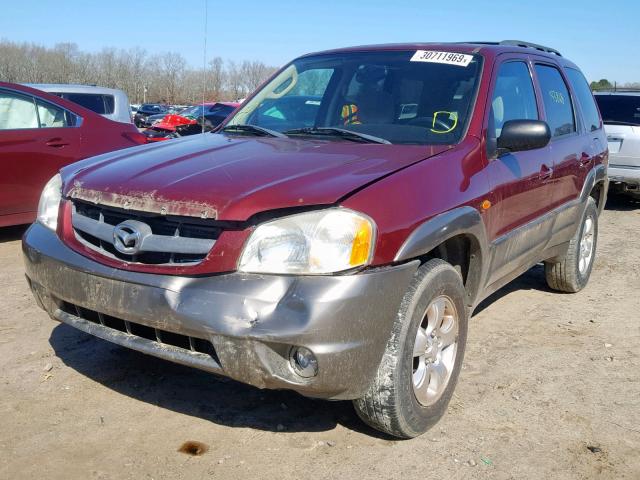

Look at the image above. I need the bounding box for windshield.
[595,95,640,126]
[225,50,482,144]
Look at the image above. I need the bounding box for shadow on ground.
[49,324,389,438]
[473,263,552,315]
[0,224,28,244]
[605,192,640,211]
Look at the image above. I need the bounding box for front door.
[483,57,555,284]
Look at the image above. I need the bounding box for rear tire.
[353,259,468,439]
[545,197,598,293]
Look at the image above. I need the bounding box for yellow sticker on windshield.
[430,111,458,134]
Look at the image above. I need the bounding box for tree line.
[0,39,279,104]
[590,79,640,91]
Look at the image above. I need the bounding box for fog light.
[290,346,318,378]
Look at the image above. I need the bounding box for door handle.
[539,164,553,180]
[579,152,593,167]
[46,137,69,148]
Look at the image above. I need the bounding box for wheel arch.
[394,206,489,308]
[581,164,608,215]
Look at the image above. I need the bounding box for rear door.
[564,67,607,189]
[0,88,81,217]
[531,61,585,209]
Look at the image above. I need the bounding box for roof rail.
[499,40,562,56]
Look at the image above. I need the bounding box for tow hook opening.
[290,346,318,378]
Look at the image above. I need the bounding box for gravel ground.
[1,195,639,480]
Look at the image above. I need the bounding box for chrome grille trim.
[72,209,215,254]
[70,201,219,265]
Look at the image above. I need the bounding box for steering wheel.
[408,116,454,132]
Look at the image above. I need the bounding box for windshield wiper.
[221,124,287,138]
[283,127,391,144]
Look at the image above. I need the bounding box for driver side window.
[489,61,538,141]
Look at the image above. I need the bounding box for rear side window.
[60,93,115,115]
[534,64,576,137]
[565,68,601,132]
[0,91,38,129]
[594,95,640,126]
[489,61,539,139]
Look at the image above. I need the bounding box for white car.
[25,84,133,124]
[594,91,640,198]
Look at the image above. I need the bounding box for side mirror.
[496,120,551,156]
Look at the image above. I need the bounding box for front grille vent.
[71,200,221,265]
[60,301,219,362]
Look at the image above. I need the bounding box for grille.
[71,200,221,265]
[60,301,219,362]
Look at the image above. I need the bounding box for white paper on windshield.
[410,50,473,67]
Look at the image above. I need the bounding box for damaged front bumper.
[23,223,418,400]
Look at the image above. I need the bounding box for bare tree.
[0,39,278,104]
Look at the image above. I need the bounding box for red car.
[143,102,239,142]
[23,41,607,438]
[0,82,146,227]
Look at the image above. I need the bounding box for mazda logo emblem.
[113,222,142,254]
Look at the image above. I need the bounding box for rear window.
[141,104,167,114]
[565,68,601,132]
[209,104,234,115]
[594,95,640,126]
[534,64,576,137]
[55,93,115,115]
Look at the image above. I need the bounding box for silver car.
[594,91,640,198]
[25,84,133,124]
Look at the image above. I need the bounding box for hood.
[63,133,450,221]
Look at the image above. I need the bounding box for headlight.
[238,208,375,274]
[37,174,62,231]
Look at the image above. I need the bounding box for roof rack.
[458,40,562,56]
[499,40,562,56]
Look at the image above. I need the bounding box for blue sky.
[1,0,638,83]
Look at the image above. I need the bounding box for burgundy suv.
[23,41,608,438]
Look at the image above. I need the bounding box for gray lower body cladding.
[23,223,418,400]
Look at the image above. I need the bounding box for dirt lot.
[1,196,639,480]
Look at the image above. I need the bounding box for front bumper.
[23,223,418,400]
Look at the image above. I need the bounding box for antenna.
[202,0,208,133]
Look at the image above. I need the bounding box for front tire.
[353,259,468,439]
[545,197,598,293]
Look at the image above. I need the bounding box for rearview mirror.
[497,120,551,155]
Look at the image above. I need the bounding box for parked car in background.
[594,91,640,199]
[22,41,607,438]
[134,104,170,127]
[0,82,146,227]
[130,104,140,121]
[144,106,189,127]
[25,84,132,124]
[143,102,239,142]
